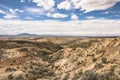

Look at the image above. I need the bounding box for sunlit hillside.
[0,37,120,80]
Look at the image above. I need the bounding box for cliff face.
[0,37,120,80]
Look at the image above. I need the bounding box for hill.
[0,37,120,80]
[16,33,39,37]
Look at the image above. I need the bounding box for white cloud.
[71,14,78,20]
[26,7,54,15]
[15,9,24,13]
[9,9,15,14]
[0,9,6,14]
[4,14,18,19]
[9,9,24,14]
[47,13,68,18]
[0,19,120,36]
[86,16,95,19]
[24,16,34,20]
[32,0,55,9]
[57,0,119,13]
[3,8,23,19]
[57,1,72,10]
[26,8,44,14]
[71,0,81,9]
[104,11,110,14]
[79,0,117,12]
[20,0,25,2]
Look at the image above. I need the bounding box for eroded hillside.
[0,37,120,80]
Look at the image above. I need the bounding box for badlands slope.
[0,37,120,80]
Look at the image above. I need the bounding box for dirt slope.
[0,37,120,80]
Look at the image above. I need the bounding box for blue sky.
[0,0,120,36]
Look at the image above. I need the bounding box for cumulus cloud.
[103,11,110,14]
[4,14,18,19]
[9,9,24,14]
[15,9,24,13]
[32,0,55,9]
[24,16,34,20]
[0,19,120,36]
[57,0,119,12]
[79,0,117,12]
[20,0,25,2]
[26,7,54,16]
[26,8,44,14]
[71,14,78,20]
[3,9,23,19]
[57,0,72,10]
[0,9,6,14]
[86,16,95,19]
[47,13,68,18]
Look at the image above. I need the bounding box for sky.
[0,0,120,36]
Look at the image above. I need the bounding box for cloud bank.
[0,19,120,36]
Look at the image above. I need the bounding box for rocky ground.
[0,37,120,80]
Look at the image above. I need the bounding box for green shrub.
[92,57,97,62]
[101,57,107,64]
[7,74,14,80]
[5,67,16,72]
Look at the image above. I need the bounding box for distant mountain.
[16,33,39,36]
[0,33,39,37]
[0,33,119,37]
[0,34,13,37]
